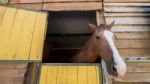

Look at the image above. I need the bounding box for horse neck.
[73,34,100,62]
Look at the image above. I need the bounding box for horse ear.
[88,23,97,32]
[108,20,115,30]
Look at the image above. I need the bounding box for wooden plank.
[104,0,150,2]
[106,17,150,25]
[0,68,26,77]
[111,26,150,32]
[10,0,43,4]
[0,7,17,60]
[127,62,150,73]
[78,66,88,84]
[57,66,68,84]
[16,11,36,60]
[39,65,47,84]
[6,9,26,60]
[13,4,43,10]
[115,39,150,48]
[46,66,58,84]
[44,0,101,2]
[114,73,150,83]
[67,66,77,84]
[43,2,102,11]
[0,77,24,84]
[114,32,150,39]
[118,49,150,57]
[0,63,28,69]
[30,12,47,60]
[104,3,150,7]
[0,6,6,24]
[0,0,9,4]
[88,66,99,84]
[104,13,150,17]
[104,6,150,13]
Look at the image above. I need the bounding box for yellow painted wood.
[6,9,26,60]
[16,11,37,60]
[0,7,17,60]
[0,5,47,61]
[30,12,47,60]
[39,66,47,84]
[39,65,101,84]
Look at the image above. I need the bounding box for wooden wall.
[104,0,150,84]
[1,0,102,11]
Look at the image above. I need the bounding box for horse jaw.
[103,30,127,78]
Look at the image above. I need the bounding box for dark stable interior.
[42,11,101,63]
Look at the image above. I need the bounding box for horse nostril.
[112,65,117,72]
[111,65,118,76]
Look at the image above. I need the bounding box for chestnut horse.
[71,21,126,79]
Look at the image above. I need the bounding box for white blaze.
[103,30,126,78]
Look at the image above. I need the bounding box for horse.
[71,21,126,79]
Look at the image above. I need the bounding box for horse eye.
[96,36,100,39]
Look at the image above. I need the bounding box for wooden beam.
[0,77,24,84]
[0,63,28,69]
[114,32,150,39]
[104,6,150,13]
[104,0,150,3]
[118,49,150,57]
[44,0,102,2]
[116,39,150,49]
[104,3,150,7]
[106,17,150,25]
[104,13,150,17]
[12,4,43,10]
[43,2,102,11]
[10,0,43,4]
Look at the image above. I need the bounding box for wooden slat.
[44,0,101,2]
[0,7,17,60]
[16,11,36,60]
[30,12,47,60]
[39,66,47,84]
[78,66,88,84]
[104,6,150,13]
[119,49,150,57]
[114,32,150,39]
[57,66,68,84]
[111,26,150,32]
[106,17,150,25]
[13,4,43,10]
[0,77,24,84]
[6,9,26,60]
[10,0,43,4]
[0,6,6,23]
[0,0,9,4]
[104,13,150,17]
[88,66,99,84]
[0,68,26,77]
[104,0,150,2]
[115,39,150,48]
[67,66,77,84]
[0,63,28,69]
[104,3,150,7]
[43,2,102,11]
[115,73,150,83]
[127,62,150,73]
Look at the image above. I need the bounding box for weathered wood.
[118,49,150,57]
[0,68,26,77]
[0,0,9,4]
[111,26,150,32]
[106,17,150,25]
[96,11,105,25]
[0,77,24,84]
[104,3,150,7]
[114,73,150,83]
[12,4,43,10]
[104,0,150,2]
[104,6,150,13]
[115,39,150,48]
[10,0,43,4]
[44,0,102,2]
[104,13,150,17]
[43,2,102,11]
[0,63,28,69]
[127,62,150,73]
[114,32,150,39]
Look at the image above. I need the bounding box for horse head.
[89,21,126,79]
